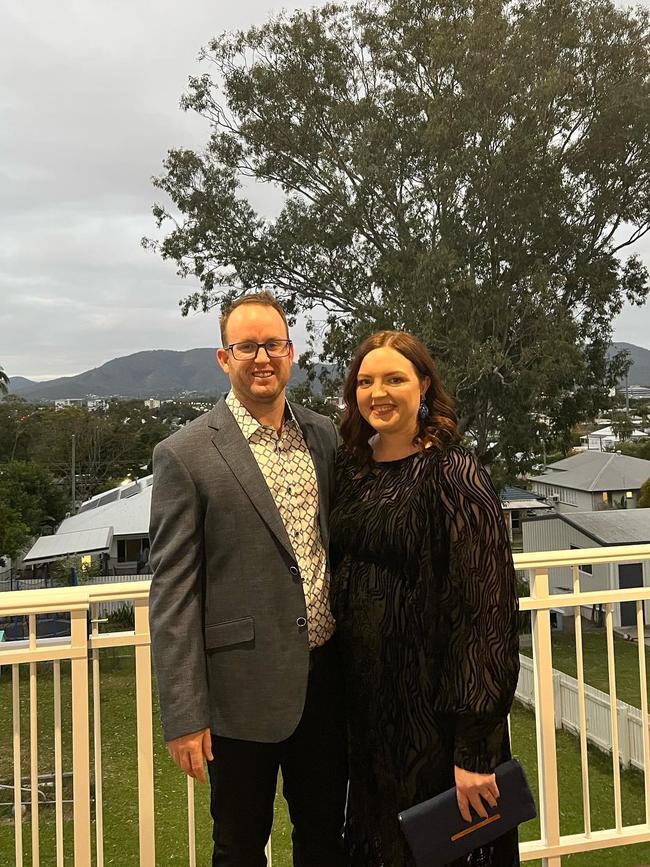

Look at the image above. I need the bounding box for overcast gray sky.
[1,0,649,381]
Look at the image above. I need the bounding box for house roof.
[55,477,153,538]
[586,426,647,439]
[528,451,650,493]
[23,478,153,563]
[558,509,650,546]
[23,527,114,564]
[500,486,552,511]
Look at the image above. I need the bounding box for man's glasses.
[226,339,293,360]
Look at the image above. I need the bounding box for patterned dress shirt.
[225,391,335,649]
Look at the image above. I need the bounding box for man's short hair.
[220,291,289,346]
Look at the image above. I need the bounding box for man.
[149,292,347,867]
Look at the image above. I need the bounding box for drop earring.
[418,396,429,420]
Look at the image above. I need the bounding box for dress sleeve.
[434,447,520,773]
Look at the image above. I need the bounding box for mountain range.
[7,342,650,402]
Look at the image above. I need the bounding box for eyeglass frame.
[225,339,293,360]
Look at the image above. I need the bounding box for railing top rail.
[513,543,650,570]
[1,542,649,616]
[0,579,152,616]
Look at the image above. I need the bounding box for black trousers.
[208,638,348,867]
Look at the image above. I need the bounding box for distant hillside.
[609,343,650,387]
[7,341,648,402]
[7,376,37,391]
[8,349,326,401]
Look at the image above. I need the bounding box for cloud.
[0,0,648,379]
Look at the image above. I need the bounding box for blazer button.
[296,617,307,629]
[289,565,299,576]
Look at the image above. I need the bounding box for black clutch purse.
[397,759,536,867]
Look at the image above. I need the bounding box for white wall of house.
[531,481,640,513]
[521,516,648,628]
[531,482,592,513]
[591,490,639,510]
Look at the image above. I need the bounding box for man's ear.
[216,348,230,373]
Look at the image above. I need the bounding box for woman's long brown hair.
[340,331,459,465]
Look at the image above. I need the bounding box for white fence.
[517,653,649,771]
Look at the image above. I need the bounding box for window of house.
[570,544,592,575]
[117,539,144,563]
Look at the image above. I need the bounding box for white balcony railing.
[1,544,650,866]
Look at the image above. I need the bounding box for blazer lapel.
[207,400,295,560]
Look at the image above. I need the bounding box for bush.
[639,477,650,509]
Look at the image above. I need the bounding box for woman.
[330,331,520,867]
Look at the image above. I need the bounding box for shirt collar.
[225,391,297,441]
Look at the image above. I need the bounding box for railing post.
[552,671,562,729]
[70,608,92,866]
[618,703,631,768]
[530,567,562,867]
[134,597,156,866]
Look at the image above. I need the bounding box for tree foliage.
[639,477,650,508]
[0,366,8,396]
[0,399,208,559]
[0,462,67,560]
[0,400,203,505]
[146,0,650,472]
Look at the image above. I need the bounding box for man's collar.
[225,391,296,440]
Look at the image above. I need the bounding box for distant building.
[616,385,650,401]
[144,399,161,409]
[528,451,650,512]
[523,509,650,629]
[87,399,108,412]
[581,425,648,451]
[22,477,154,576]
[499,485,552,545]
[55,398,86,410]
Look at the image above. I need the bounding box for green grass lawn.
[520,624,650,708]
[2,645,650,865]
[0,649,291,866]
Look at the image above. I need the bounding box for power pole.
[71,434,76,513]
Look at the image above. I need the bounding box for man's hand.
[166,728,214,783]
[454,765,499,823]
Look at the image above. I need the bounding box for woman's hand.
[454,765,500,822]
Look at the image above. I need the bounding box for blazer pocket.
[204,616,254,650]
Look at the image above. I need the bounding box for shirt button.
[296,617,307,628]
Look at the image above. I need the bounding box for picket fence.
[516,651,649,770]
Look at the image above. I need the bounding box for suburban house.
[22,477,153,576]
[580,425,648,451]
[523,509,650,629]
[499,485,552,549]
[527,450,650,513]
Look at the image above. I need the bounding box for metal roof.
[24,477,154,564]
[558,509,650,546]
[23,527,114,564]
[529,451,650,492]
[57,484,152,538]
[500,486,551,511]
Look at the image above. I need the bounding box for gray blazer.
[148,396,338,743]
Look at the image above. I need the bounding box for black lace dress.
[330,444,521,867]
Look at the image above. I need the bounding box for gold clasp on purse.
[451,813,502,842]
